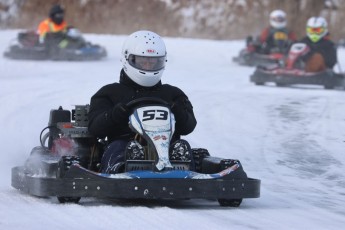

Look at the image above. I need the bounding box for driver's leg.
[100,140,127,174]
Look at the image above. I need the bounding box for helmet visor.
[307,26,325,35]
[51,13,64,24]
[271,16,285,23]
[128,55,166,72]
[53,13,64,19]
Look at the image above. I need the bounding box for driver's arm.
[171,95,197,136]
[88,85,129,138]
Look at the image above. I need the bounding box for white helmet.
[121,30,167,87]
[306,17,328,43]
[270,10,287,29]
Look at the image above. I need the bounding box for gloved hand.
[299,44,313,62]
[171,99,186,120]
[111,103,130,124]
[170,97,197,135]
[260,42,270,54]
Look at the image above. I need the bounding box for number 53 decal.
[142,109,168,121]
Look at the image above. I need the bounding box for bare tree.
[2,0,345,41]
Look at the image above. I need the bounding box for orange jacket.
[37,18,67,41]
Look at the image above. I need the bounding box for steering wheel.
[125,97,169,109]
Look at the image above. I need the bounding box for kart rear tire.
[218,198,242,207]
[57,196,81,204]
[276,83,286,87]
[56,156,82,204]
[324,84,334,89]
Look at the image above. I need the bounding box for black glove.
[260,42,270,54]
[300,50,314,62]
[171,97,197,135]
[171,99,186,120]
[298,44,313,62]
[111,103,130,124]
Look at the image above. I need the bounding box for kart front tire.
[218,198,242,207]
[57,196,81,204]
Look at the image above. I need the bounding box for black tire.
[57,196,81,204]
[57,156,81,178]
[24,146,52,176]
[276,83,286,87]
[192,148,210,173]
[29,146,50,156]
[324,84,334,89]
[56,156,82,203]
[255,82,264,86]
[218,199,242,207]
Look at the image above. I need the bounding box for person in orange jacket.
[37,4,67,43]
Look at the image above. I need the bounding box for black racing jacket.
[88,70,197,143]
[299,35,337,69]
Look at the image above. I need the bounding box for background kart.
[3,30,107,61]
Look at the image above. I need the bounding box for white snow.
[0,30,345,229]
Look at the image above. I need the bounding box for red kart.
[250,43,345,89]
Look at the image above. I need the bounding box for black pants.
[100,140,127,173]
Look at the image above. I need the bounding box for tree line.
[1,0,344,41]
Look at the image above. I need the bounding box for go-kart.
[11,98,260,206]
[3,29,107,61]
[233,48,285,67]
[250,43,345,89]
[233,35,288,67]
